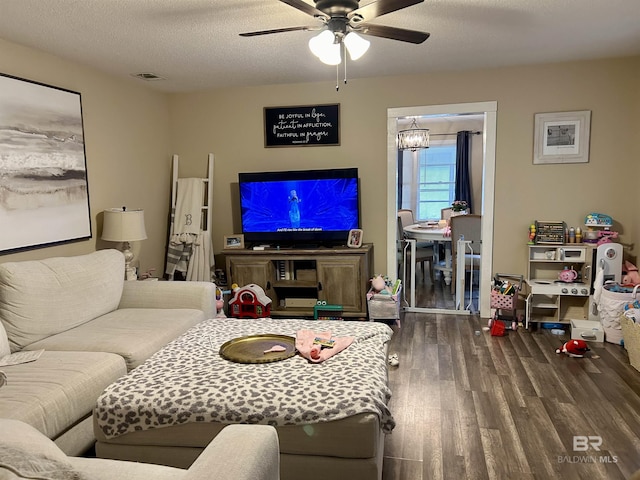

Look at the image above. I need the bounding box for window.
[399,143,456,221]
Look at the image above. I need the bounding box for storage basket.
[620,314,640,372]
[490,290,518,310]
[596,284,640,345]
[367,287,401,323]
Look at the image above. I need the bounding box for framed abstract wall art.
[0,73,91,254]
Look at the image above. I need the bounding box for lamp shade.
[309,30,334,57]
[344,32,370,61]
[102,208,147,242]
[309,30,342,65]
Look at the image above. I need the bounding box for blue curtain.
[455,131,473,213]
[397,149,404,210]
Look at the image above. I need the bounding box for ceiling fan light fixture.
[309,30,342,65]
[309,30,335,58]
[319,43,342,65]
[344,32,370,60]
[398,118,430,151]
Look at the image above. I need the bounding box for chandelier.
[397,118,430,151]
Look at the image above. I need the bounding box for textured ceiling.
[0,0,639,93]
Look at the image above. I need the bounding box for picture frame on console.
[533,110,591,164]
[347,229,363,248]
[224,234,245,250]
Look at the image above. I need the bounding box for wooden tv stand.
[224,244,373,319]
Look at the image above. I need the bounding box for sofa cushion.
[69,458,185,480]
[24,308,206,371]
[0,445,86,480]
[0,351,126,440]
[0,419,86,480]
[0,250,125,352]
[0,320,9,358]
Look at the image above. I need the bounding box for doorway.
[386,101,497,318]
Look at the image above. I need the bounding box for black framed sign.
[264,104,340,147]
[0,72,91,254]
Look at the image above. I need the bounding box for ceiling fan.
[240,0,430,65]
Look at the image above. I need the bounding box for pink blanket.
[295,329,354,363]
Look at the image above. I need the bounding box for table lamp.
[102,207,147,280]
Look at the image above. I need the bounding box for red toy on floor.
[556,339,590,357]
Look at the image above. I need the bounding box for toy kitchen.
[525,213,623,340]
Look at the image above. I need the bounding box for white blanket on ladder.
[187,231,214,282]
[174,178,202,235]
[166,178,213,281]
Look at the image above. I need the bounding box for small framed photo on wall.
[347,229,363,248]
[223,234,245,250]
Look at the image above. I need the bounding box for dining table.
[402,223,467,315]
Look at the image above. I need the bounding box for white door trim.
[387,101,497,318]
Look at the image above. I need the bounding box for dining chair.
[441,207,470,224]
[398,209,434,247]
[450,214,482,294]
[397,213,434,282]
[441,207,453,222]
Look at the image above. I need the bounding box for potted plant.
[451,200,468,215]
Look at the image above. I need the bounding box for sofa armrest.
[186,425,280,480]
[119,281,217,319]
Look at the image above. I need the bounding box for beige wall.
[0,38,172,274]
[170,56,640,277]
[1,33,638,281]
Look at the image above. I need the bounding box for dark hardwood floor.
[382,279,640,480]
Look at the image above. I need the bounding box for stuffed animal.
[215,288,225,314]
[556,339,590,358]
[370,275,392,294]
[622,260,640,286]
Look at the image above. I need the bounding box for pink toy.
[215,288,225,313]
[370,275,392,294]
[622,261,640,286]
[597,229,618,245]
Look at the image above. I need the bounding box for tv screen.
[239,168,360,247]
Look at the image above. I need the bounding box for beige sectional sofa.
[1,418,280,480]
[0,249,216,456]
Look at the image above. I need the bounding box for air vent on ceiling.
[131,72,165,81]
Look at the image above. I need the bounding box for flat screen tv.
[238,167,360,247]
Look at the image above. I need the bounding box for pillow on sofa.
[0,445,86,480]
[0,322,8,389]
[0,419,86,479]
[0,250,125,351]
[0,320,9,358]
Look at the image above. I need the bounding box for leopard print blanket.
[95,318,395,439]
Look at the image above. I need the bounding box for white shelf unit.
[525,244,595,329]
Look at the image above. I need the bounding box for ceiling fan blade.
[281,0,328,19]
[351,0,424,22]
[240,25,317,37]
[357,23,430,44]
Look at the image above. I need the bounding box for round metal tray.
[219,334,296,364]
